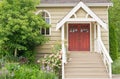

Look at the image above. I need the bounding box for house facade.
[36,0,113,79]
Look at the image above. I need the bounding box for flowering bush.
[37,42,62,78]
[39,51,62,73]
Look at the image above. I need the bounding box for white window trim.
[36,10,51,36]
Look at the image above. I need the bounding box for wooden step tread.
[65,67,106,71]
[65,75,109,78]
[65,53,108,79]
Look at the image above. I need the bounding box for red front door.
[68,24,90,51]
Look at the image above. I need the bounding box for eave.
[37,3,113,8]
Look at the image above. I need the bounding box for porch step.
[65,52,109,79]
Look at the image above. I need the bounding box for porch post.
[61,25,65,62]
[94,23,97,52]
[61,26,65,79]
[97,24,101,39]
[97,23,101,52]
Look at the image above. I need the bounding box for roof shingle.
[41,0,112,4]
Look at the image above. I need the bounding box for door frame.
[66,22,92,52]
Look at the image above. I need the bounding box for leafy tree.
[0,0,49,57]
[109,0,120,60]
[109,25,118,61]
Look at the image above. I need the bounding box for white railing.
[97,39,113,78]
[62,45,67,79]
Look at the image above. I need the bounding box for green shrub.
[20,51,36,64]
[13,65,56,79]
[112,59,120,74]
[0,63,57,79]
[109,25,118,61]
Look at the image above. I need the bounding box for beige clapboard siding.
[102,37,109,40]
[36,48,52,53]
[37,45,52,49]
[76,9,87,18]
[50,36,61,41]
[36,6,109,54]
[50,24,56,28]
[90,7,108,23]
[51,32,61,36]
[46,41,56,45]
[101,33,109,37]
[103,40,109,45]
[51,27,58,31]
[51,30,60,34]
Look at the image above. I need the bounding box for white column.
[61,26,65,79]
[97,23,101,52]
[61,26,65,62]
[97,24,101,39]
[94,23,97,52]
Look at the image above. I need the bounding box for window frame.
[36,10,51,36]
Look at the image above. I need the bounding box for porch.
[56,2,112,79]
[61,22,113,79]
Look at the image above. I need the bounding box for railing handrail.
[98,39,113,63]
[97,39,113,78]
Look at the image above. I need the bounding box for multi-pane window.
[41,11,51,35]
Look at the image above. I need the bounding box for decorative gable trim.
[56,1,108,31]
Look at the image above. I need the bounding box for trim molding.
[37,3,113,7]
[67,18,96,22]
[56,1,108,31]
[67,22,92,52]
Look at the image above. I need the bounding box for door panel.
[68,24,90,51]
[68,24,79,51]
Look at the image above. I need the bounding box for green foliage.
[0,0,49,58]
[22,51,36,63]
[52,41,61,53]
[109,25,118,61]
[112,59,120,74]
[0,57,5,68]
[109,0,119,61]
[0,63,57,79]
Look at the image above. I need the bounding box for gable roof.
[41,0,112,4]
[56,1,108,30]
[38,0,113,7]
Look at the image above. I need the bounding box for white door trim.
[66,22,92,52]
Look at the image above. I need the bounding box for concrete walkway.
[112,74,120,79]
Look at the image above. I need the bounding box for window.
[40,10,51,35]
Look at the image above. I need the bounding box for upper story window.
[41,11,50,24]
[36,10,51,35]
